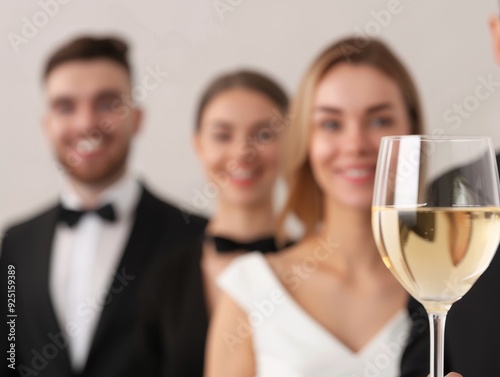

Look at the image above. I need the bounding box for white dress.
[217,252,412,377]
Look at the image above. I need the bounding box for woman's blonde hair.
[279,37,424,239]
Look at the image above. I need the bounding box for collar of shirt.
[59,174,142,223]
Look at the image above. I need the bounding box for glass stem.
[428,311,448,377]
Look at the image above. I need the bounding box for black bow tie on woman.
[58,203,117,227]
[207,235,279,254]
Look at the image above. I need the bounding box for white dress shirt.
[50,175,141,372]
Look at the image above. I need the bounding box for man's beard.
[56,145,130,186]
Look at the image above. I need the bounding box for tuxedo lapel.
[23,206,73,374]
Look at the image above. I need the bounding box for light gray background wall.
[1,0,500,230]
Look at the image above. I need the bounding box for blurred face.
[195,88,282,207]
[309,63,412,210]
[489,14,500,64]
[44,59,142,185]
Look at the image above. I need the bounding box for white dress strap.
[217,252,287,314]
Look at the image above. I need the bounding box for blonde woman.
[206,37,435,377]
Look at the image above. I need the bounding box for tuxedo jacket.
[412,153,500,375]
[445,246,500,376]
[141,235,209,377]
[0,186,207,377]
[443,154,500,376]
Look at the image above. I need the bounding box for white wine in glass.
[372,136,500,377]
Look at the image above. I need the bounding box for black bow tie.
[208,235,279,254]
[58,203,117,227]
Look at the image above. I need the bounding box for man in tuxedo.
[0,36,206,376]
[443,11,500,377]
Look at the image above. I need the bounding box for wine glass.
[372,135,500,377]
